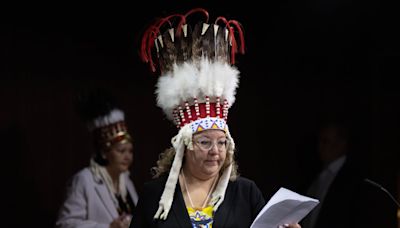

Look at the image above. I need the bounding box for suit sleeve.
[55,172,109,228]
[129,182,154,228]
[249,180,266,219]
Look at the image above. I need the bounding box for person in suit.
[130,8,301,228]
[300,119,397,228]
[56,89,138,228]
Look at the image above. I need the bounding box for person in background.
[300,119,397,228]
[130,8,301,228]
[56,89,138,228]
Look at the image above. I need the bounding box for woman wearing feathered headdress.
[131,8,301,228]
[56,89,138,228]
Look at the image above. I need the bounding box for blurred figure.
[56,89,138,228]
[301,121,351,228]
[301,119,397,228]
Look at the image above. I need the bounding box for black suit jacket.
[304,160,397,228]
[130,175,265,228]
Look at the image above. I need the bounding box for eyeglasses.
[194,139,227,151]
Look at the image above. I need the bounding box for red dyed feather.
[215,16,238,64]
[140,8,245,73]
[228,20,245,54]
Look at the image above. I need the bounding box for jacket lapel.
[213,183,232,227]
[95,182,119,218]
[124,173,139,205]
[171,183,192,227]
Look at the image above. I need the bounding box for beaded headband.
[90,109,132,149]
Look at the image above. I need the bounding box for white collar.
[326,155,346,174]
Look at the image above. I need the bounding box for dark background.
[1,1,399,227]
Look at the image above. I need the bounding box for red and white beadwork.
[90,109,132,148]
[171,97,230,132]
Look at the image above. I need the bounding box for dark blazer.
[304,160,397,228]
[309,161,363,228]
[130,175,265,228]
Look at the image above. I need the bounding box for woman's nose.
[209,143,219,154]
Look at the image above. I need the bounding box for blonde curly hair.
[151,145,239,180]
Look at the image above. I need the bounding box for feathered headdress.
[140,8,245,220]
[76,88,132,150]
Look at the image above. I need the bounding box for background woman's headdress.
[76,89,132,151]
[140,8,245,219]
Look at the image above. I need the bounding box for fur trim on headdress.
[154,124,192,219]
[156,60,239,121]
[90,109,125,130]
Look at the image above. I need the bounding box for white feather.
[92,109,125,129]
[155,59,240,120]
[173,63,200,102]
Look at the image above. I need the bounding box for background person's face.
[318,126,347,164]
[105,141,133,173]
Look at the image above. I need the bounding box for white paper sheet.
[250,187,319,228]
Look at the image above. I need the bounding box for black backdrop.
[1,1,399,227]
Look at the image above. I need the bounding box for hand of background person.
[109,214,131,228]
[278,224,301,228]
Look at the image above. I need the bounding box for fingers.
[278,224,301,228]
[122,215,132,226]
[111,216,131,228]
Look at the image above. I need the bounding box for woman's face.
[105,141,133,174]
[184,129,227,179]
